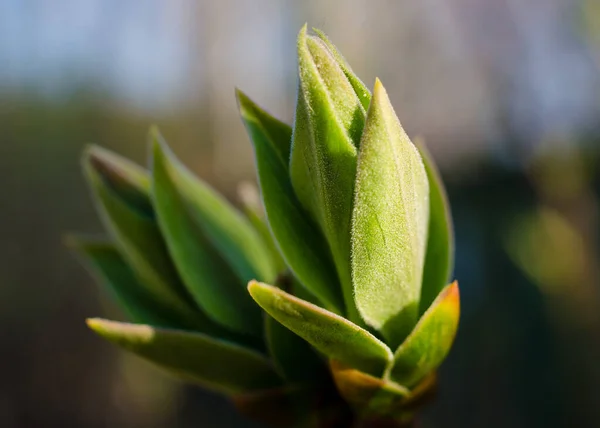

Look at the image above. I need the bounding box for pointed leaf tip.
[292,25,367,322]
[83,144,152,216]
[389,281,460,387]
[248,281,392,376]
[87,318,281,394]
[313,28,372,111]
[352,78,429,348]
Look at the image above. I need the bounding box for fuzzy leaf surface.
[416,139,455,314]
[351,79,430,349]
[389,282,460,387]
[88,318,281,394]
[236,89,343,313]
[248,281,392,376]
[151,135,262,336]
[313,28,371,111]
[289,27,366,320]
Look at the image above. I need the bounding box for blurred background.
[1,0,599,427]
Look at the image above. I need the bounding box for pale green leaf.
[415,139,455,314]
[313,28,371,111]
[236,89,343,313]
[289,26,366,321]
[83,147,204,331]
[150,134,262,336]
[351,79,430,349]
[248,281,392,377]
[87,318,281,394]
[389,282,460,387]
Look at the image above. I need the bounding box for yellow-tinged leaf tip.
[372,77,385,97]
[440,280,460,311]
[247,279,260,293]
[86,318,156,341]
[86,317,103,330]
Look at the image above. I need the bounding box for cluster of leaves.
[70,26,459,426]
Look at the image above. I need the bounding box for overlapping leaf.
[83,146,203,330]
[237,182,286,274]
[248,281,392,377]
[87,319,282,394]
[389,282,460,387]
[68,238,180,327]
[416,139,455,314]
[289,26,366,320]
[151,129,276,284]
[236,89,343,313]
[150,134,262,336]
[313,28,371,111]
[351,79,430,349]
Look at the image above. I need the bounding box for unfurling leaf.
[151,132,262,336]
[290,25,366,321]
[351,79,429,349]
[87,319,281,394]
[236,89,343,313]
[416,139,454,314]
[248,281,392,377]
[389,282,460,387]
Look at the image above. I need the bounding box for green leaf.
[248,281,392,377]
[389,282,460,387]
[237,181,286,274]
[150,133,263,336]
[351,79,430,349]
[313,28,371,111]
[87,318,281,394]
[83,145,153,215]
[235,89,343,313]
[289,26,366,321]
[415,139,455,314]
[68,237,180,327]
[83,146,203,331]
[151,128,277,285]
